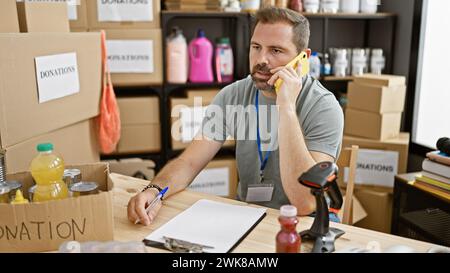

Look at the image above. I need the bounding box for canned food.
[70,182,99,197]
[0,183,11,203]
[28,185,37,202]
[63,169,82,188]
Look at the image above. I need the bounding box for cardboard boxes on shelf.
[0,0,20,33]
[114,96,161,154]
[344,74,406,140]
[0,32,101,149]
[188,158,238,199]
[87,0,161,29]
[0,163,114,253]
[16,1,70,33]
[90,29,163,86]
[170,89,235,150]
[105,158,156,181]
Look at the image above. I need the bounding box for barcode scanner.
[298,162,345,253]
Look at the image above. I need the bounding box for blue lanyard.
[256,90,272,174]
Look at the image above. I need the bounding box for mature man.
[128,7,344,226]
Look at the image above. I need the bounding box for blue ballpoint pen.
[135,186,169,225]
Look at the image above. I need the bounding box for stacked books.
[164,0,221,11]
[415,151,450,198]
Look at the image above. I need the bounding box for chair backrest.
[336,145,359,225]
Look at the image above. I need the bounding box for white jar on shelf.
[351,48,367,76]
[303,0,320,13]
[333,49,348,77]
[340,0,360,13]
[370,48,385,74]
[321,0,339,13]
[361,0,379,13]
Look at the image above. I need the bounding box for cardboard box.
[353,185,393,234]
[0,0,20,33]
[16,0,88,30]
[106,158,155,181]
[347,81,406,113]
[342,133,410,174]
[114,97,161,154]
[0,163,114,253]
[87,0,160,29]
[344,108,401,140]
[17,2,70,32]
[353,74,406,87]
[170,90,235,150]
[68,0,88,30]
[337,195,368,225]
[0,32,101,148]
[4,119,100,174]
[90,29,163,86]
[188,159,238,199]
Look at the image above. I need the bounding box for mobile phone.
[274,50,310,93]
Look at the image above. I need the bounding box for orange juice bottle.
[31,143,68,202]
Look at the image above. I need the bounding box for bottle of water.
[322,53,331,76]
[309,52,321,79]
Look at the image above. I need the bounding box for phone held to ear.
[274,51,310,93]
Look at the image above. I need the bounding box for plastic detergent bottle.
[309,52,321,79]
[166,26,188,84]
[188,29,214,83]
[276,205,301,253]
[215,37,234,83]
[31,143,69,202]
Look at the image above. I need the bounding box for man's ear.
[306,48,312,58]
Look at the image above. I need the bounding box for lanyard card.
[245,183,274,203]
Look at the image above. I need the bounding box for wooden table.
[111,173,442,253]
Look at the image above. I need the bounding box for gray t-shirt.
[200,74,344,209]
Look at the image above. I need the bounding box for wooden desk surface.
[111,173,441,253]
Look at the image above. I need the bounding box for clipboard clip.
[163,236,214,253]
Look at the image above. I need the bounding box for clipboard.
[143,199,267,253]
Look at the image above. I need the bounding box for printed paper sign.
[67,1,78,20]
[106,40,154,73]
[188,167,230,196]
[16,0,78,20]
[97,0,153,22]
[35,52,80,103]
[179,106,208,143]
[344,148,399,187]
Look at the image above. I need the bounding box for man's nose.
[256,51,269,66]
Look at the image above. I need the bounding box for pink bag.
[97,30,121,154]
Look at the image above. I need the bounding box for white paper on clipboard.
[145,199,266,253]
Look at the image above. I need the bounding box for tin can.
[70,182,99,197]
[0,183,11,203]
[28,185,36,202]
[63,169,82,188]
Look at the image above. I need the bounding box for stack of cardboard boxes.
[0,1,115,252]
[116,96,161,154]
[0,0,101,174]
[341,74,410,233]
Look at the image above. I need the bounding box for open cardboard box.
[0,163,114,253]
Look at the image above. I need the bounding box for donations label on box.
[344,148,399,187]
[179,106,208,143]
[35,52,80,103]
[97,0,154,22]
[189,167,230,197]
[106,40,154,73]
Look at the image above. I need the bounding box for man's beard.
[251,63,275,92]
